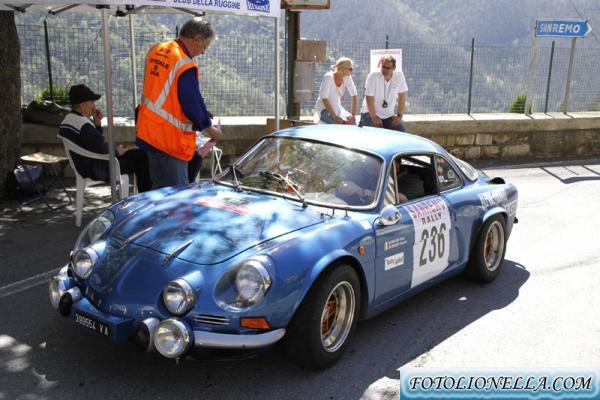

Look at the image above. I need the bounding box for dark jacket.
[58,111,112,181]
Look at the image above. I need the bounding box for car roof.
[271,125,443,159]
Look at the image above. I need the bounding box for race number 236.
[419,223,447,266]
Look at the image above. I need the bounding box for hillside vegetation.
[14,1,600,116]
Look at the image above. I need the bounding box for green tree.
[509,94,531,113]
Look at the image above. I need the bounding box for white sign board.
[369,48,402,73]
[283,0,329,9]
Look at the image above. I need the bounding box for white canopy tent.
[2,0,281,201]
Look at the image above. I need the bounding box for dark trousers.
[188,151,203,183]
[359,112,405,132]
[147,151,188,189]
[117,149,152,192]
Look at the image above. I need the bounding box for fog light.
[58,287,82,317]
[134,318,159,353]
[58,292,73,317]
[49,276,69,310]
[153,319,192,358]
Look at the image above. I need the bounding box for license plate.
[73,312,111,337]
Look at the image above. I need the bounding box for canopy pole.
[43,19,54,102]
[274,16,280,130]
[102,8,118,202]
[129,14,138,113]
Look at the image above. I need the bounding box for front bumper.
[49,266,286,358]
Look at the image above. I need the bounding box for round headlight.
[88,215,112,243]
[75,210,114,250]
[235,260,272,305]
[154,319,192,358]
[73,248,98,279]
[163,279,195,316]
[214,257,274,312]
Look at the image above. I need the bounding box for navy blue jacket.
[58,111,112,181]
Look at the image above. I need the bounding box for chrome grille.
[194,314,231,326]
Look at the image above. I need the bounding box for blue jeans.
[359,112,405,132]
[319,109,338,124]
[147,151,188,189]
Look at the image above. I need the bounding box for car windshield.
[216,137,383,208]
[450,155,478,181]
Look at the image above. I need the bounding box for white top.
[314,71,358,122]
[360,70,408,119]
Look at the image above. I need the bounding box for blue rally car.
[49,125,518,368]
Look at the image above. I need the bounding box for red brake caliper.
[322,298,337,335]
[485,232,492,259]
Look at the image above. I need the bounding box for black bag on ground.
[5,165,44,200]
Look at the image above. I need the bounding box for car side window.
[394,155,436,204]
[435,155,462,192]
[384,165,397,206]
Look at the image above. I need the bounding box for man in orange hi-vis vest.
[136,17,222,189]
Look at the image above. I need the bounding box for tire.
[465,215,507,283]
[284,263,361,369]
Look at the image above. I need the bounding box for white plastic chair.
[58,136,129,227]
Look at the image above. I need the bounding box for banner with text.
[4,0,280,18]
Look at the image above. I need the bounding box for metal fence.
[17,22,600,117]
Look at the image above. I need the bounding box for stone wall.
[404,112,600,160]
[22,112,600,175]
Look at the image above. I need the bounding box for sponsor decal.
[384,252,404,271]
[384,237,406,251]
[246,0,269,12]
[194,196,250,215]
[505,199,518,216]
[479,188,508,208]
[406,198,452,288]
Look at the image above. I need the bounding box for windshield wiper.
[259,171,307,208]
[229,163,242,192]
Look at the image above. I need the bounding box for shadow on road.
[540,165,600,184]
[0,260,529,400]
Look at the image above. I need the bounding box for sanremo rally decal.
[405,198,451,288]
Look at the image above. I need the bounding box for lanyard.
[382,78,392,108]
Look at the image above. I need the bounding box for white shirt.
[314,71,358,122]
[360,70,408,119]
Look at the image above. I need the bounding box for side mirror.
[377,205,401,226]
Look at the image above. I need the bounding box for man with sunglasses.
[359,55,408,131]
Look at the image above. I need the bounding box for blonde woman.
[314,57,358,124]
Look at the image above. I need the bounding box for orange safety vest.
[136,40,199,161]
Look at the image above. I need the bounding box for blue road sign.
[536,19,592,38]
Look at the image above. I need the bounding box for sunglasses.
[381,65,393,70]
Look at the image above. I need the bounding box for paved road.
[1,160,599,400]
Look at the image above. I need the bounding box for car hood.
[111,184,325,265]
